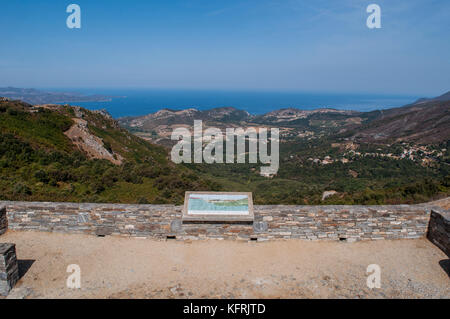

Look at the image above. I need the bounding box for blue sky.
[0,0,449,95]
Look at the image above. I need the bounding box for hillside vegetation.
[0,95,449,206]
[0,99,217,204]
[118,93,450,205]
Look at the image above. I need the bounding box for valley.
[118,92,450,205]
[0,91,449,205]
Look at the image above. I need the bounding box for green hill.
[0,98,218,204]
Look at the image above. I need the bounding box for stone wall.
[0,205,7,236]
[1,201,436,242]
[253,205,430,241]
[0,243,19,296]
[427,209,450,256]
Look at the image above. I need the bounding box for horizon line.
[0,85,434,98]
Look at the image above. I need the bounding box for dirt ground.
[1,231,449,299]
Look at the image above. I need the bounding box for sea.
[51,88,419,118]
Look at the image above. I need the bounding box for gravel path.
[1,231,449,299]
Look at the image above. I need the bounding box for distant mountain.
[348,99,450,144]
[120,106,251,131]
[0,87,115,105]
[120,106,359,129]
[121,108,200,129]
[202,107,250,122]
[120,106,361,128]
[119,91,450,146]
[118,105,369,146]
[412,91,450,105]
[254,108,360,124]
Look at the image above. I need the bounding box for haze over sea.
[53,88,419,118]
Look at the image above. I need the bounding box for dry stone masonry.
[1,201,441,242]
[0,206,7,235]
[427,209,450,256]
[0,243,19,296]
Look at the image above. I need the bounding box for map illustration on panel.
[187,193,250,215]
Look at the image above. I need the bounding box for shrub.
[13,183,32,196]
[34,170,49,183]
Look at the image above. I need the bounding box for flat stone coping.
[0,200,444,211]
[0,243,15,255]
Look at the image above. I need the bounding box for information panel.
[182,192,254,223]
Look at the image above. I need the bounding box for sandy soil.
[1,231,449,299]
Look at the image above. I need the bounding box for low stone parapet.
[0,243,19,296]
[0,205,7,235]
[0,201,434,242]
[427,209,450,256]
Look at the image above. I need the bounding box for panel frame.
[182,191,254,223]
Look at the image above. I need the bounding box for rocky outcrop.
[64,118,123,165]
[322,191,338,201]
